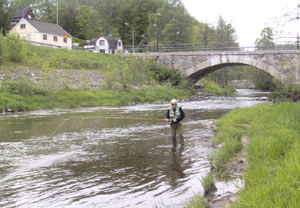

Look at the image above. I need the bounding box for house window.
[100,40,105,46]
[53,36,58,42]
[118,41,122,47]
[99,49,106,53]
[20,24,26,29]
[63,38,67,43]
[43,34,47,40]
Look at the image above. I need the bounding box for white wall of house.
[117,39,123,51]
[10,18,72,49]
[95,37,109,53]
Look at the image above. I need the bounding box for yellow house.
[10,18,72,49]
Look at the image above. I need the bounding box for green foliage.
[183,194,207,208]
[0,84,194,112]
[5,0,237,49]
[0,0,12,35]
[102,56,192,90]
[0,35,3,64]
[201,172,216,195]
[2,34,26,63]
[2,79,51,96]
[255,27,275,49]
[148,61,191,88]
[270,84,300,102]
[77,5,93,40]
[3,42,118,70]
[199,78,235,96]
[211,65,279,92]
[251,70,278,91]
[211,102,300,207]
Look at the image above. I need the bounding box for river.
[0,89,268,208]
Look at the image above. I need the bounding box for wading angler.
[165,99,185,147]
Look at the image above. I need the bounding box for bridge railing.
[124,42,299,53]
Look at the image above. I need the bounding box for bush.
[201,172,216,195]
[2,79,51,96]
[148,61,188,87]
[0,35,3,64]
[2,34,26,63]
[184,194,207,208]
[199,78,235,96]
[270,84,300,102]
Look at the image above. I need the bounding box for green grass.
[199,78,235,96]
[20,43,120,71]
[183,194,207,208]
[0,86,194,112]
[209,102,300,207]
[201,172,216,195]
[0,34,122,71]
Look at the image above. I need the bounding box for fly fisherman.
[165,99,185,147]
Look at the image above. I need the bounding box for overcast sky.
[181,0,300,46]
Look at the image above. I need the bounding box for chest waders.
[169,105,184,146]
[169,105,181,120]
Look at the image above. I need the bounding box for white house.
[84,35,123,54]
[10,18,72,49]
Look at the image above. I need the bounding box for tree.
[213,16,238,48]
[0,0,13,35]
[57,0,80,37]
[255,27,275,50]
[77,5,93,40]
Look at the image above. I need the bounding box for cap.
[170,99,177,104]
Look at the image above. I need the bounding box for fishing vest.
[169,105,181,119]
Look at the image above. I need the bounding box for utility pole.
[155,11,161,52]
[56,0,58,25]
[125,23,135,53]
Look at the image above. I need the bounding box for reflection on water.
[0,89,268,208]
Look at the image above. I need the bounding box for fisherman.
[165,99,185,147]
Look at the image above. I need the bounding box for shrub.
[184,194,207,208]
[2,34,26,63]
[201,172,216,195]
[0,35,3,64]
[2,79,51,96]
[199,78,235,96]
[148,60,188,87]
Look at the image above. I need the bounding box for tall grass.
[0,34,119,70]
[0,82,194,112]
[199,78,235,96]
[210,102,300,207]
[183,194,207,208]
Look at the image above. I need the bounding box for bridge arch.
[185,55,284,82]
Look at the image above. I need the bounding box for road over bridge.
[133,50,300,83]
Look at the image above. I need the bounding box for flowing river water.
[0,89,268,208]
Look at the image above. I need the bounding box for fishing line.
[69,116,166,121]
[49,117,70,138]
[48,116,165,137]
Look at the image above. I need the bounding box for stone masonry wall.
[0,67,104,89]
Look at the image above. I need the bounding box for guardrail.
[123,43,299,53]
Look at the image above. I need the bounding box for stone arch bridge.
[134,50,300,83]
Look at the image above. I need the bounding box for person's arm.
[176,107,185,123]
[165,109,170,122]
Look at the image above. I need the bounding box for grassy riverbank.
[199,79,235,96]
[210,102,300,207]
[0,35,196,112]
[0,84,193,112]
[0,34,119,70]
